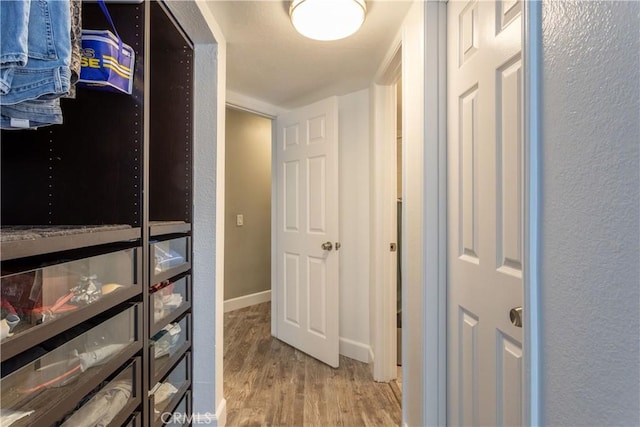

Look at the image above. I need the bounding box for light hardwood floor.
[224,303,402,426]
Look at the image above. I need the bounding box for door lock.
[321,241,333,251]
[510,306,523,328]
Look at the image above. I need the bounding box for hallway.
[224,303,402,426]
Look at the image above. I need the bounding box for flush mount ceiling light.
[289,0,367,41]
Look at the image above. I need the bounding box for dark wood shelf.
[0,1,194,424]
[1,226,141,261]
[152,382,191,427]
[150,352,191,427]
[150,299,191,338]
[149,221,191,237]
[6,341,142,427]
[151,340,191,390]
[150,313,191,387]
[1,285,142,362]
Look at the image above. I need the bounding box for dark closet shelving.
[0,1,195,424]
[146,1,194,422]
[0,225,142,261]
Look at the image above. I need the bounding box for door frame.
[370,40,401,384]
[370,1,448,424]
[370,1,541,425]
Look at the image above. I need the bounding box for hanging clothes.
[67,0,83,99]
[0,0,73,129]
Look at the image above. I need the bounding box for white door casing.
[447,0,524,425]
[274,97,340,368]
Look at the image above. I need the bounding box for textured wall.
[541,1,640,425]
[224,107,272,301]
[164,0,227,419]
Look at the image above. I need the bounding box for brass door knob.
[321,241,333,251]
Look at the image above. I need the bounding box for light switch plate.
[236,214,244,226]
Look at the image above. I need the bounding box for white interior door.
[447,0,524,425]
[274,96,339,368]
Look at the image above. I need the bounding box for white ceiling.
[204,1,413,110]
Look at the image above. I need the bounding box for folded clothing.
[154,246,185,274]
[61,379,132,427]
[151,323,182,359]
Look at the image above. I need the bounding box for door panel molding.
[447,0,526,424]
[274,96,340,368]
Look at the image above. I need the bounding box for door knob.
[321,241,333,251]
[510,306,523,328]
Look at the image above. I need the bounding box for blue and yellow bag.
[78,0,134,95]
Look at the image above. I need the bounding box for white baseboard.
[224,290,271,313]
[369,347,375,364]
[339,337,372,363]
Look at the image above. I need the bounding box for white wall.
[164,2,227,424]
[338,89,371,362]
[540,1,640,425]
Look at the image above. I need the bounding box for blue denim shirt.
[0,0,72,105]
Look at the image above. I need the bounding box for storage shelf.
[60,357,142,427]
[150,300,191,338]
[1,226,141,261]
[1,285,142,362]
[150,352,191,427]
[151,340,190,389]
[149,222,191,237]
[150,236,191,285]
[5,342,141,427]
[1,300,142,427]
[150,313,191,386]
[0,2,194,424]
[152,382,190,427]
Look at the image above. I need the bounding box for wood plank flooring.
[224,303,402,426]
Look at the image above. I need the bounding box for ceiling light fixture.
[289,0,367,41]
